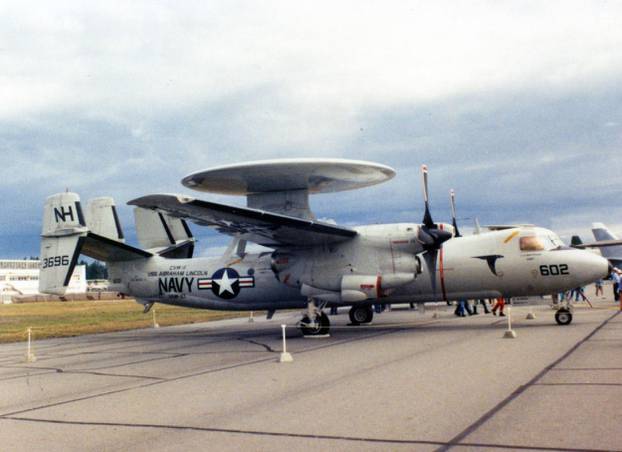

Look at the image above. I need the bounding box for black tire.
[349,305,374,325]
[300,312,330,336]
[555,309,573,326]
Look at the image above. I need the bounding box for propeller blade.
[450,189,461,238]
[422,250,438,295]
[421,164,434,228]
[416,164,452,250]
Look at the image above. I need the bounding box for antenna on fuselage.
[474,217,482,235]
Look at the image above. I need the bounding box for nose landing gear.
[555,307,573,325]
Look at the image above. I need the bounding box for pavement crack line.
[436,310,621,452]
[0,365,166,381]
[0,321,421,419]
[236,337,276,353]
[0,416,619,452]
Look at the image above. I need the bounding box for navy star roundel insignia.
[197,268,255,299]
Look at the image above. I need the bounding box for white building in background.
[0,260,86,303]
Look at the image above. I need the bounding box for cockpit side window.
[548,234,564,249]
[519,236,545,251]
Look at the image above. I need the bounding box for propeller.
[449,189,461,238]
[415,165,452,298]
[416,165,453,250]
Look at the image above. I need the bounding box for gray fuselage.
[108,224,609,311]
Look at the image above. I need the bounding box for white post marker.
[248,310,255,323]
[503,306,517,338]
[152,308,160,328]
[26,327,37,363]
[279,324,293,363]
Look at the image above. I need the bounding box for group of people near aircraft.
[454,297,506,317]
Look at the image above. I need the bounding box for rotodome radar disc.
[181,158,396,195]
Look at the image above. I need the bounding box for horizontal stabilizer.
[81,232,152,262]
[128,194,357,247]
[157,239,195,259]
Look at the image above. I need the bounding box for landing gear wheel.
[555,308,573,326]
[349,305,374,325]
[300,312,330,336]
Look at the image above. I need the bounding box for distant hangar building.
[0,259,86,304]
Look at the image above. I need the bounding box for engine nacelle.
[340,273,415,301]
[341,275,380,301]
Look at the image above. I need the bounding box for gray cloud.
[2,2,622,256]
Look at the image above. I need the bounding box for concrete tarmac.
[1,291,620,451]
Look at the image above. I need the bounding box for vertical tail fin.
[40,193,153,295]
[86,197,125,242]
[39,193,88,295]
[591,222,622,263]
[591,222,618,241]
[134,207,194,258]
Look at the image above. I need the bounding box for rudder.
[134,207,194,257]
[39,193,88,295]
[86,197,125,242]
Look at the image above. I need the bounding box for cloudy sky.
[2,1,622,257]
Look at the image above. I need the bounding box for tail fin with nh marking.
[40,193,152,295]
[39,193,88,295]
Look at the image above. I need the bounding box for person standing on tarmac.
[455,299,467,317]
[611,270,621,301]
[595,279,604,298]
[491,296,506,316]
[473,299,490,314]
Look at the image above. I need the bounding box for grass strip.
[0,300,245,343]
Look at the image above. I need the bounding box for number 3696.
[42,255,69,268]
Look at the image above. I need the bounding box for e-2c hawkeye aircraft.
[39,159,610,335]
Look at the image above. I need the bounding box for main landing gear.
[298,302,376,336]
[348,305,374,325]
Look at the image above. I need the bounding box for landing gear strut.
[299,299,330,336]
[349,305,374,325]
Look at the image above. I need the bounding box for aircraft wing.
[572,239,622,249]
[128,194,357,247]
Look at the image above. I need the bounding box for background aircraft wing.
[128,194,357,247]
[572,239,622,248]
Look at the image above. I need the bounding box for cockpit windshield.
[519,233,564,252]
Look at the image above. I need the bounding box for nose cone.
[574,251,610,283]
